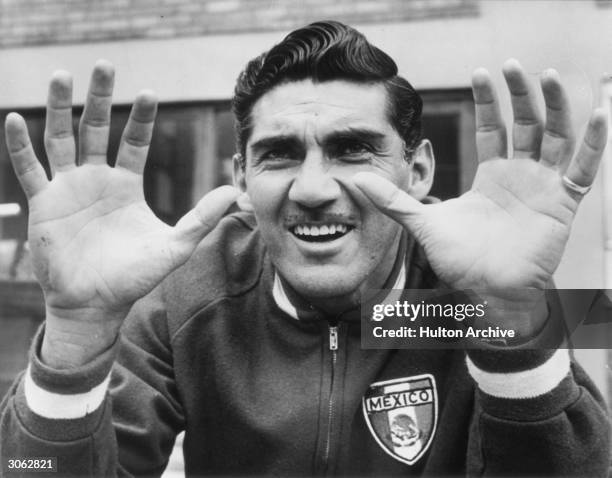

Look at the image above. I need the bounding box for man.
[0,21,609,476]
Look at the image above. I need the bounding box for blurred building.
[0,0,611,439]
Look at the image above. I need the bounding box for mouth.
[289,223,355,242]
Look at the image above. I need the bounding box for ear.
[404,139,435,200]
[232,153,254,212]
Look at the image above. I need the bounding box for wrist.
[470,289,548,343]
[41,305,126,368]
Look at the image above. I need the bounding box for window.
[421,90,476,200]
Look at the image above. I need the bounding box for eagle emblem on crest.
[362,374,438,465]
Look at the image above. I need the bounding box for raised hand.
[353,60,607,329]
[5,61,238,366]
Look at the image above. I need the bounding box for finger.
[173,186,240,246]
[540,69,575,170]
[502,59,543,159]
[352,172,424,231]
[44,70,76,174]
[563,108,607,198]
[5,113,48,198]
[472,68,507,162]
[115,90,158,175]
[78,59,115,165]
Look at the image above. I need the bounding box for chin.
[281,264,366,300]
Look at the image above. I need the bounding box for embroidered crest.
[362,374,438,465]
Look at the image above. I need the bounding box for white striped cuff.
[466,348,570,399]
[24,365,111,419]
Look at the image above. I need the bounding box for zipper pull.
[329,325,338,351]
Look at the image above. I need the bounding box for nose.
[287,153,341,208]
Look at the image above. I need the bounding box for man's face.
[239,79,415,305]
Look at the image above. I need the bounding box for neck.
[309,290,362,317]
[276,232,407,319]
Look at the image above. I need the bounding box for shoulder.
[119,213,266,374]
[172,210,263,296]
[157,212,266,333]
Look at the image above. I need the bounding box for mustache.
[283,211,358,226]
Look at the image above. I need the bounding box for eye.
[333,140,373,162]
[257,148,298,163]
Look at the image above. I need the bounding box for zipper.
[329,325,339,352]
[322,324,339,472]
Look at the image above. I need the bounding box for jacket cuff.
[24,364,111,419]
[466,349,579,421]
[14,377,112,442]
[465,288,567,372]
[12,325,118,440]
[29,324,118,393]
[466,348,570,399]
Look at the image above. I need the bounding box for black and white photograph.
[1,0,612,476]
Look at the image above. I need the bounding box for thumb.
[173,185,240,246]
[352,172,425,231]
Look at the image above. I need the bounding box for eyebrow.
[249,127,388,153]
[249,135,302,154]
[322,127,387,147]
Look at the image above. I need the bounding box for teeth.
[292,223,350,237]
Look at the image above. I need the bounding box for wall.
[0,0,477,47]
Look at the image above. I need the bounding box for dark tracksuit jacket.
[0,212,610,477]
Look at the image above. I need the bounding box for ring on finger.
[561,175,591,196]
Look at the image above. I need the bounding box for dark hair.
[232,20,423,160]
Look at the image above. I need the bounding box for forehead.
[248,79,395,145]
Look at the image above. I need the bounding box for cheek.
[360,199,404,247]
[245,174,291,220]
[380,166,412,192]
[333,160,411,199]
[366,214,403,247]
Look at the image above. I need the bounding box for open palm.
[5,62,238,346]
[355,60,607,299]
[407,159,575,291]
